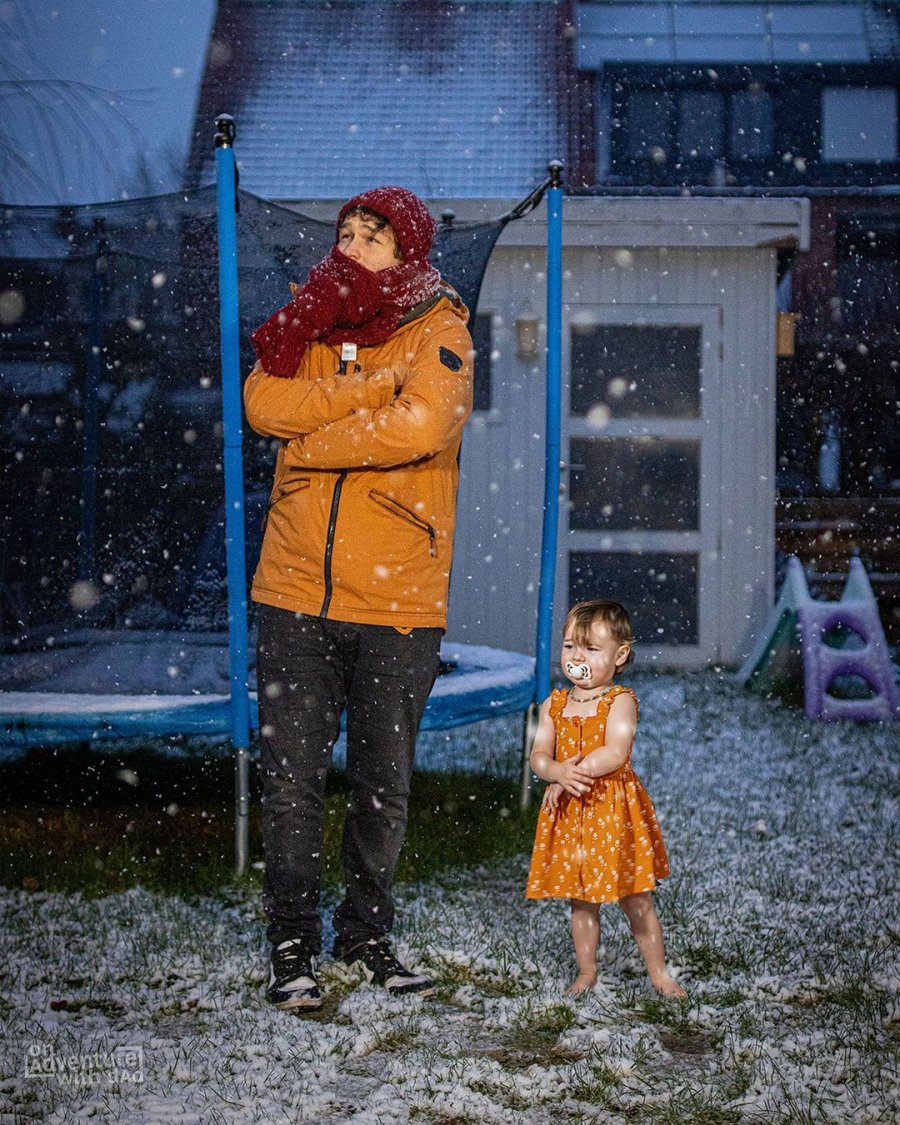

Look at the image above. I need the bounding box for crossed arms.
[243,319,473,470]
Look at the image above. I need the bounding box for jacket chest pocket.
[369,490,437,558]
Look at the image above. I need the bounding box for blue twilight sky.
[0,0,217,204]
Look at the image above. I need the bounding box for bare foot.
[565,972,597,996]
[651,974,687,999]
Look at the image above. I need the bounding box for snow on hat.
[337,186,436,263]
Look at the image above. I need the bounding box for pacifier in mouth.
[565,661,591,682]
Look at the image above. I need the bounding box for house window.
[821,87,898,162]
[836,213,900,335]
[620,84,773,167]
[730,90,774,160]
[470,312,492,412]
[624,89,675,162]
[679,91,725,159]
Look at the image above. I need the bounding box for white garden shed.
[442,194,810,669]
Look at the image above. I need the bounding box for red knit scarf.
[251,246,442,378]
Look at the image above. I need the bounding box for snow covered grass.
[1,672,898,1123]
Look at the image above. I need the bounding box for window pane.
[821,87,898,162]
[679,91,725,159]
[569,438,700,531]
[730,90,773,159]
[836,215,900,334]
[471,312,492,412]
[570,325,701,419]
[569,551,698,645]
[625,90,675,161]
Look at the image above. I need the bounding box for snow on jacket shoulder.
[244,291,473,630]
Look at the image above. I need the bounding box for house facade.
[184,0,892,662]
[570,0,900,639]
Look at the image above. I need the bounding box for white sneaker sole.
[272,992,323,1011]
[362,966,436,997]
[267,974,323,1010]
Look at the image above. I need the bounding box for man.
[244,186,473,1010]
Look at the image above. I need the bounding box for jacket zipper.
[321,471,347,617]
[320,352,351,616]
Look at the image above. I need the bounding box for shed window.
[570,550,698,645]
[569,437,700,532]
[570,324,701,419]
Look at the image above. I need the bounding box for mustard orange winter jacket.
[244,290,473,630]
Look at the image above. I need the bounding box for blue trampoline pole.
[214,114,252,876]
[521,159,564,808]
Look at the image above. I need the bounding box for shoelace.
[362,940,407,975]
[273,941,314,977]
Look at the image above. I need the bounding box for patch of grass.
[505,999,577,1053]
[410,1113,481,1125]
[485,1043,584,1071]
[635,995,700,1035]
[567,1057,621,1106]
[429,942,529,999]
[679,937,755,977]
[716,989,746,1008]
[467,1078,531,1111]
[0,746,538,897]
[638,1102,742,1125]
[370,1016,421,1053]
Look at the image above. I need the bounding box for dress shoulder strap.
[548,688,568,720]
[598,684,639,719]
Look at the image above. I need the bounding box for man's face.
[337,213,400,272]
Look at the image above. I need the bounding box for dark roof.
[186,0,573,200]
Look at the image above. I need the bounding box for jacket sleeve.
[283,319,473,469]
[243,362,396,440]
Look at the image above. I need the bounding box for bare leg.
[567,899,600,995]
[619,892,686,998]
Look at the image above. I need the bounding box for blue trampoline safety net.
[0,188,531,748]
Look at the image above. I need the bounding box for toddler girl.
[526,599,685,998]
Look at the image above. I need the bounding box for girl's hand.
[541,782,565,812]
[555,753,594,798]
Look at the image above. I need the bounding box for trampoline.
[0,119,564,858]
[0,634,534,757]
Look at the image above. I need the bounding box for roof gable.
[187,0,569,199]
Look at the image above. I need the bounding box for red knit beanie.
[337,186,436,263]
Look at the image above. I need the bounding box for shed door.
[560,304,722,666]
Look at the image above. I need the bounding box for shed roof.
[576,0,900,66]
[186,0,571,200]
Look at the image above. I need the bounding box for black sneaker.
[334,937,435,996]
[266,939,322,1010]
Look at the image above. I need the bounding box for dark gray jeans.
[256,604,441,952]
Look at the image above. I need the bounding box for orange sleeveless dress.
[525,685,669,904]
